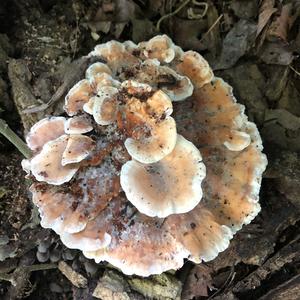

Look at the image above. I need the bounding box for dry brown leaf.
[267,3,293,42]
[256,0,277,37]
[181,264,213,300]
[259,41,294,65]
[172,17,207,51]
[214,19,257,70]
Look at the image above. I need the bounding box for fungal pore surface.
[23,35,267,276]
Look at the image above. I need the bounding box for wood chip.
[58,261,87,288]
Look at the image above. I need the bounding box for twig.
[156,0,191,32]
[0,272,14,284]
[0,263,57,286]
[0,118,32,158]
[199,14,223,43]
[289,64,300,77]
[23,56,99,114]
[208,267,236,299]
[26,263,57,272]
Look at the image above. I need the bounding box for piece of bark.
[8,59,42,132]
[232,236,300,293]
[258,274,300,300]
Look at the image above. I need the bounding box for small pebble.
[71,259,81,272]
[49,282,63,293]
[38,240,51,253]
[62,249,76,261]
[50,248,61,263]
[84,260,98,276]
[78,254,87,263]
[36,249,50,262]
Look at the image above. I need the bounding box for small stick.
[289,64,300,77]
[0,118,32,158]
[23,56,99,114]
[156,0,191,32]
[199,14,223,43]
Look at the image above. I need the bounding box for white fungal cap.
[139,35,176,63]
[146,90,173,118]
[190,78,252,151]
[60,230,111,252]
[121,84,173,126]
[62,135,95,165]
[122,59,193,102]
[21,159,31,174]
[121,134,206,218]
[64,79,93,116]
[123,40,138,52]
[30,135,79,185]
[85,62,112,81]
[224,130,251,151]
[121,80,152,95]
[176,51,214,88]
[89,40,140,73]
[82,197,190,277]
[83,97,95,115]
[158,66,194,101]
[93,86,119,125]
[125,117,177,164]
[86,64,121,90]
[175,77,267,234]
[94,73,121,90]
[64,116,93,134]
[26,117,66,152]
[166,207,233,263]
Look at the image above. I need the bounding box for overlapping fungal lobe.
[121,135,206,218]
[23,35,267,277]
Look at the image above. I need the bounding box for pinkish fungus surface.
[23,35,267,276]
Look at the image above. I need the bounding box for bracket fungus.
[22,35,267,276]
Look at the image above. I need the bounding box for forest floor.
[0,0,300,299]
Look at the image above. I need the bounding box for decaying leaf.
[267,151,300,209]
[93,270,130,300]
[172,17,207,51]
[128,273,182,300]
[182,264,213,299]
[231,0,258,20]
[256,0,277,37]
[214,20,257,70]
[94,0,141,22]
[267,3,293,42]
[259,41,294,65]
[261,109,300,151]
[131,18,156,43]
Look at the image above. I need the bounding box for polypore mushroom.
[121,134,206,217]
[176,51,214,88]
[26,117,66,151]
[92,86,119,125]
[23,35,267,277]
[62,135,95,165]
[64,116,93,134]
[30,135,79,185]
[124,117,177,164]
[139,35,176,63]
[64,79,93,116]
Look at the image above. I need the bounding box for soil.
[0,0,300,299]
